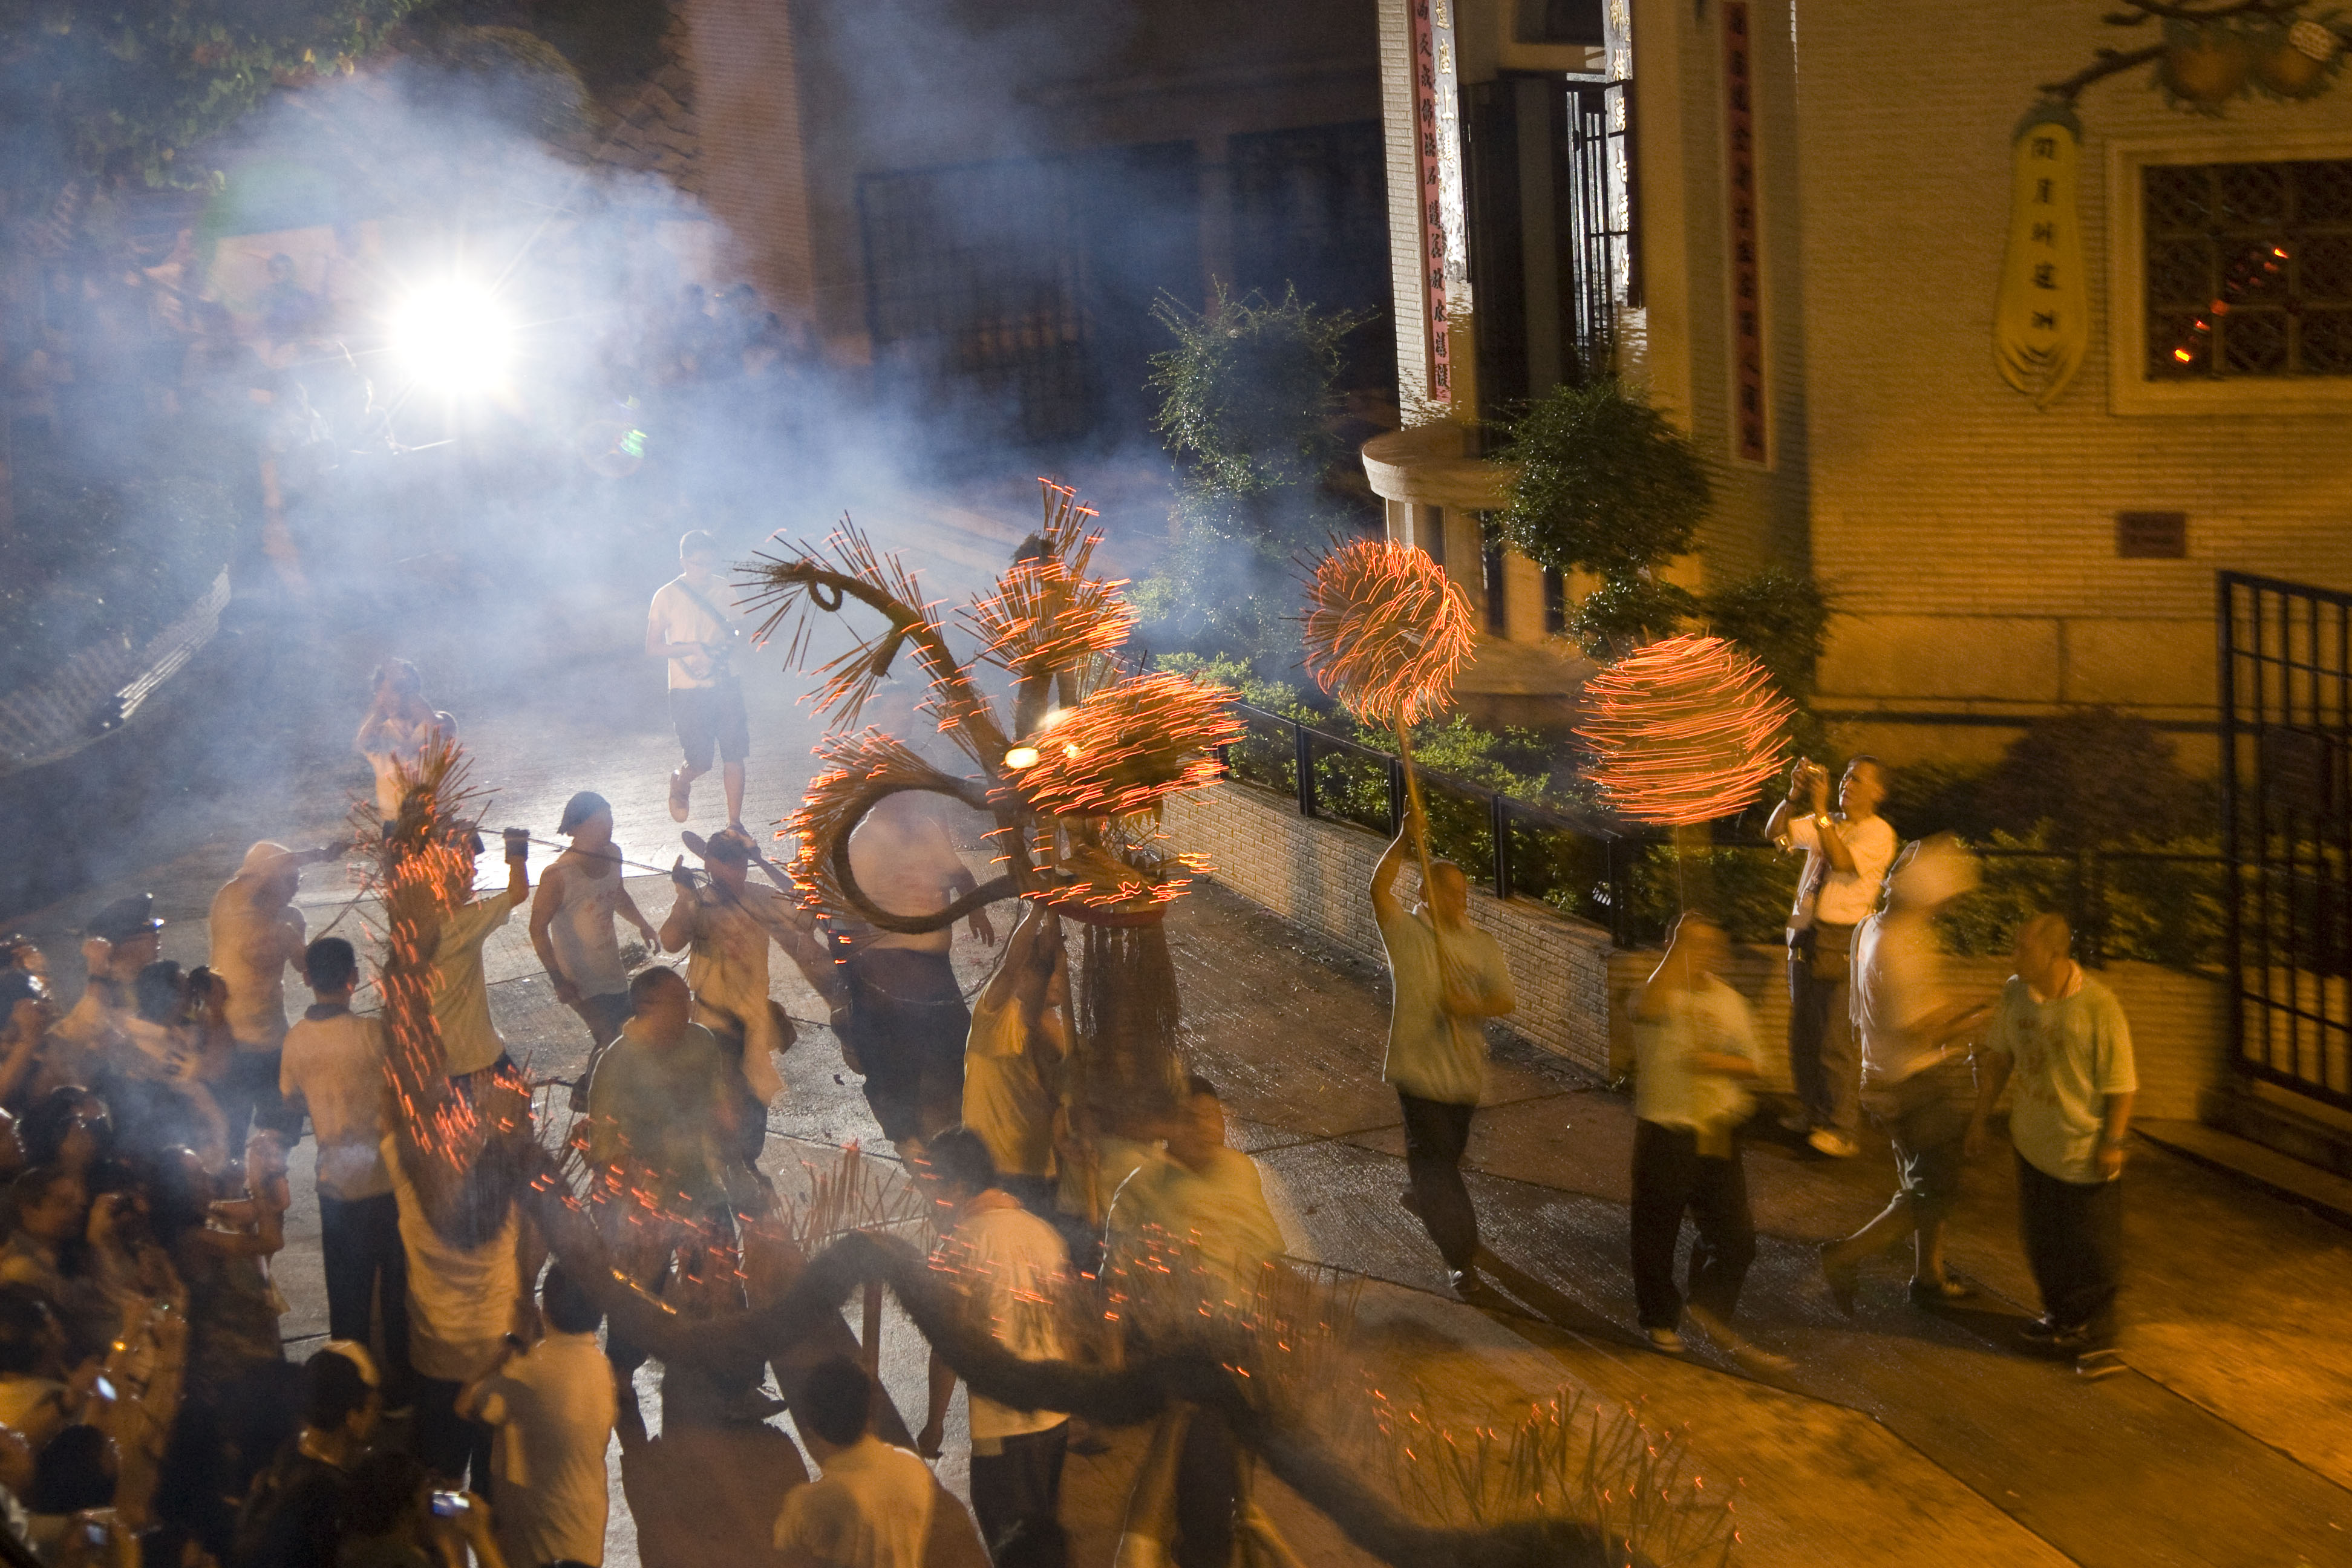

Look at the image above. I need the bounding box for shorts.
[1863,1055,1977,1223]
[670,680,750,769]
[844,946,970,1144]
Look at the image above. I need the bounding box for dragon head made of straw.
[746,482,1239,924]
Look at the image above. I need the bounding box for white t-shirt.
[1985,972,2137,1184]
[1851,912,1958,1089]
[961,995,1055,1180]
[207,881,307,1052]
[1632,976,1759,1131]
[933,1200,1068,1444]
[1376,904,1515,1105]
[648,577,731,691]
[384,1134,521,1380]
[1785,813,1900,930]
[429,889,521,1076]
[470,1330,616,1568]
[279,1008,391,1200]
[771,1436,935,1568]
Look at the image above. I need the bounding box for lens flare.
[390,279,515,394]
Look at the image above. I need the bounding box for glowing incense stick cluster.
[1301,537,1477,726]
[1007,671,1241,823]
[1574,633,1794,825]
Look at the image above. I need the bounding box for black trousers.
[2016,1151,2124,1348]
[1173,1403,1237,1568]
[1786,943,1859,1135]
[218,1048,300,1148]
[318,1191,413,1403]
[844,947,969,1143]
[414,1374,493,1491]
[970,1420,1068,1561]
[1397,1091,1479,1270]
[1630,1119,1757,1330]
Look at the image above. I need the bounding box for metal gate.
[2220,570,2352,1112]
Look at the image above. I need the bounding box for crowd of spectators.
[0,860,615,1568]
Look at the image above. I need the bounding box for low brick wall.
[1161,783,1618,1076]
[1165,782,2227,1120]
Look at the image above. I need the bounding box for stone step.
[2136,1114,2352,1231]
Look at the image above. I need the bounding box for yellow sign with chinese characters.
[1993,105,2089,408]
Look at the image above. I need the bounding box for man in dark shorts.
[841,794,994,1156]
[646,529,750,830]
[1819,836,1991,1312]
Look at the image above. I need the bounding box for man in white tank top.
[529,792,657,1059]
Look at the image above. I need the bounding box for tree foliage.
[1138,285,1371,673]
[1148,284,1371,502]
[1494,376,1713,580]
[0,0,431,206]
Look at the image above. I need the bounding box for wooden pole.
[1392,715,1435,893]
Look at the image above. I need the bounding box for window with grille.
[2143,159,2352,380]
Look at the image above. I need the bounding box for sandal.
[668,771,691,823]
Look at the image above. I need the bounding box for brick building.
[1367,0,2352,766]
[675,0,1390,446]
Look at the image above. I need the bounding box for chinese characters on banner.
[1723,2,1767,465]
[1993,106,2088,408]
[1414,0,1467,402]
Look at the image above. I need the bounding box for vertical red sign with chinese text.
[1723,2,1766,464]
[1413,1,1449,402]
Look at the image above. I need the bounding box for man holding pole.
[1370,825,1516,1299]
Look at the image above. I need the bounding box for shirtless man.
[209,840,345,1143]
[658,828,846,1163]
[529,791,657,1056]
[843,794,995,1155]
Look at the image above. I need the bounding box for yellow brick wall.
[1788,2,2352,724]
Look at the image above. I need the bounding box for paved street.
[10,500,2352,1566]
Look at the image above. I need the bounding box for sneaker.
[668,771,692,823]
[2014,1316,2065,1347]
[2074,1348,2126,1382]
[1644,1326,1686,1355]
[1448,1266,1488,1302]
[1806,1129,1861,1158]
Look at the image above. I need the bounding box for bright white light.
[389,280,515,394]
[1002,746,1040,770]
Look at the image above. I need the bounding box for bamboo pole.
[1392,716,1435,893]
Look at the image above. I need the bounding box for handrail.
[1212,696,2227,961]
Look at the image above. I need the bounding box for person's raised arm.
[1763,759,1812,849]
[1371,828,1411,924]
[528,862,579,1007]
[500,831,530,907]
[658,861,698,954]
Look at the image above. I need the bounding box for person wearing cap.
[428,828,531,1082]
[1819,835,1994,1314]
[658,827,844,1161]
[47,895,165,1097]
[207,840,344,1146]
[529,792,658,1064]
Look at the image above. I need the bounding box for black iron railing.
[1214,700,2226,965]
